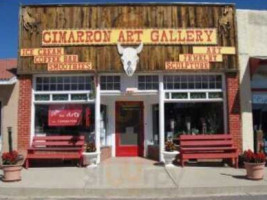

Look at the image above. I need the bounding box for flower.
[2,151,20,165]
[243,149,266,163]
[85,143,96,153]
[165,141,176,152]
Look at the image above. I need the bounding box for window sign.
[253,94,267,104]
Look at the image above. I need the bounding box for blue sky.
[0,0,266,59]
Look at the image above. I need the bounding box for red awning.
[250,57,267,78]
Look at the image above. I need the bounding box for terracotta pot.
[244,162,265,180]
[2,165,22,182]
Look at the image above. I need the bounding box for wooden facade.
[18,4,238,74]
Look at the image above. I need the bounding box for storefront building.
[17,3,240,162]
[237,9,267,152]
[0,59,19,153]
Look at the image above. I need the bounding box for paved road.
[1,195,267,200]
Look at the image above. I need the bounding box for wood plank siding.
[18,4,238,74]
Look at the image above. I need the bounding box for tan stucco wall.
[0,82,19,152]
[237,10,267,151]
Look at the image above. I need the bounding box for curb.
[1,185,267,198]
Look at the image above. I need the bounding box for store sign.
[165,62,210,70]
[179,54,223,62]
[20,48,93,72]
[20,48,64,56]
[252,94,267,104]
[193,46,236,55]
[166,46,236,70]
[47,62,92,71]
[42,28,217,45]
[48,105,83,126]
[34,55,78,64]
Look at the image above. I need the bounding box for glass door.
[115,101,144,156]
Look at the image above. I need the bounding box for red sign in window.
[48,105,83,126]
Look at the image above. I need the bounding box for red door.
[115,101,144,157]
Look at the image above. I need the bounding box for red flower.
[1,151,19,165]
[243,149,266,163]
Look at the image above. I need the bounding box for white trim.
[159,74,165,162]
[95,76,101,163]
[0,77,17,85]
[222,74,228,134]
[30,77,35,146]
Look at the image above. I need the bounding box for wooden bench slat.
[182,153,238,159]
[180,140,233,146]
[27,153,80,159]
[28,147,82,151]
[32,141,84,146]
[180,147,237,151]
[33,136,85,141]
[179,134,232,140]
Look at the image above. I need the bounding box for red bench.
[179,134,238,168]
[26,135,85,168]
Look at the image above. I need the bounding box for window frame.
[33,74,95,104]
[100,75,121,91]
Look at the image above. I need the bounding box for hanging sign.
[42,28,217,46]
[48,105,83,126]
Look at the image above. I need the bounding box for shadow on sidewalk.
[220,173,247,180]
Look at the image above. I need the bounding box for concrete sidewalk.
[0,158,267,198]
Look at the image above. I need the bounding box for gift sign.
[48,105,83,126]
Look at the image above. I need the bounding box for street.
[1,195,267,200]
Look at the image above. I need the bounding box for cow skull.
[117,43,143,77]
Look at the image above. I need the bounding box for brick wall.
[17,75,32,153]
[226,73,242,153]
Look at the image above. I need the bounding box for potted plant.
[243,149,266,180]
[82,143,99,168]
[1,150,24,182]
[163,141,179,167]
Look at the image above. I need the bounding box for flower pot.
[82,152,99,168]
[244,162,266,180]
[2,165,22,182]
[163,151,179,167]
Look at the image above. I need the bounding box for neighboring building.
[17,3,240,163]
[237,10,267,152]
[0,59,19,152]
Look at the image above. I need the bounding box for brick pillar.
[226,73,242,153]
[17,75,32,153]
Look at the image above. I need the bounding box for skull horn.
[136,43,143,54]
[117,43,124,55]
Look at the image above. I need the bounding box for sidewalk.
[0,157,267,198]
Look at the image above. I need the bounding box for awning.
[0,76,17,85]
[250,57,267,78]
[0,59,17,85]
